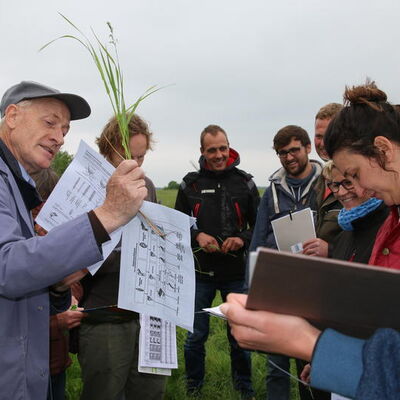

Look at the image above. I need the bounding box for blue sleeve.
[245,189,273,290]
[49,289,71,315]
[249,189,272,251]
[0,213,102,298]
[356,328,400,400]
[310,329,364,398]
[311,328,400,399]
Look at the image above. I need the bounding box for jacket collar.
[0,157,35,234]
[0,139,41,211]
[198,148,240,177]
[269,159,323,192]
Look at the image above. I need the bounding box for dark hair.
[96,114,153,159]
[273,125,311,151]
[324,80,400,169]
[31,168,59,200]
[200,125,228,149]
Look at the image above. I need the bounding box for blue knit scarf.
[338,197,383,231]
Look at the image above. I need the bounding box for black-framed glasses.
[276,146,302,158]
[327,179,354,193]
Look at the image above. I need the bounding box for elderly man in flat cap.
[0,81,147,400]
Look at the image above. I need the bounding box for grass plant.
[40,13,162,159]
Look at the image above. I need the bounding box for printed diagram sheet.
[139,314,177,373]
[36,140,121,274]
[36,140,114,229]
[119,201,195,332]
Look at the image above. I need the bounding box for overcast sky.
[1,0,400,187]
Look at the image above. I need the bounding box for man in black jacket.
[175,125,260,399]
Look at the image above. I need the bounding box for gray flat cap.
[0,80,91,120]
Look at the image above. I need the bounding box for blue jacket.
[311,328,400,399]
[0,157,103,400]
[249,160,322,252]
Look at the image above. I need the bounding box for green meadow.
[66,187,303,399]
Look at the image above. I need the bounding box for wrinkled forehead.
[20,97,71,121]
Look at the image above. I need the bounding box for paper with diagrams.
[36,140,113,228]
[139,314,177,373]
[119,201,195,332]
[35,140,121,274]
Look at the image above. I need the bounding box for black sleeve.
[237,180,261,247]
[88,210,111,248]
[175,184,203,243]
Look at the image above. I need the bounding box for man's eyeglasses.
[327,179,354,193]
[276,146,302,158]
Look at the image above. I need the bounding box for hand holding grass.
[41,14,165,237]
[196,232,220,253]
[220,237,244,253]
[56,307,87,330]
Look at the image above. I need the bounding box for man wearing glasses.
[248,125,322,400]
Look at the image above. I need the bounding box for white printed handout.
[36,140,121,274]
[139,314,177,373]
[36,140,114,229]
[119,201,195,332]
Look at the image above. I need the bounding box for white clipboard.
[271,208,316,253]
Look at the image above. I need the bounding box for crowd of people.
[0,77,399,400]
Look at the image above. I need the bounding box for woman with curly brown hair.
[222,81,400,400]
[78,114,165,400]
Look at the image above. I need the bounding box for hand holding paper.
[302,238,328,258]
[95,160,147,233]
[220,293,321,361]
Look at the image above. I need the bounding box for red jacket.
[369,207,400,269]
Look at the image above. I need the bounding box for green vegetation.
[157,188,179,208]
[66,297,303,399]
[165,180,180,190]
[51,150,73,176]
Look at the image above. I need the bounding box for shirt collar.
[18,161,36,187]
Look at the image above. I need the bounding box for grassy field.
[66,188,303,399]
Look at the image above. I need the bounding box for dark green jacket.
[314,174,342,247]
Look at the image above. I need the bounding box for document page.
[35,140,120,274]
[139,314,177,372]
[119,201,196,332]
[36,140,113,229]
